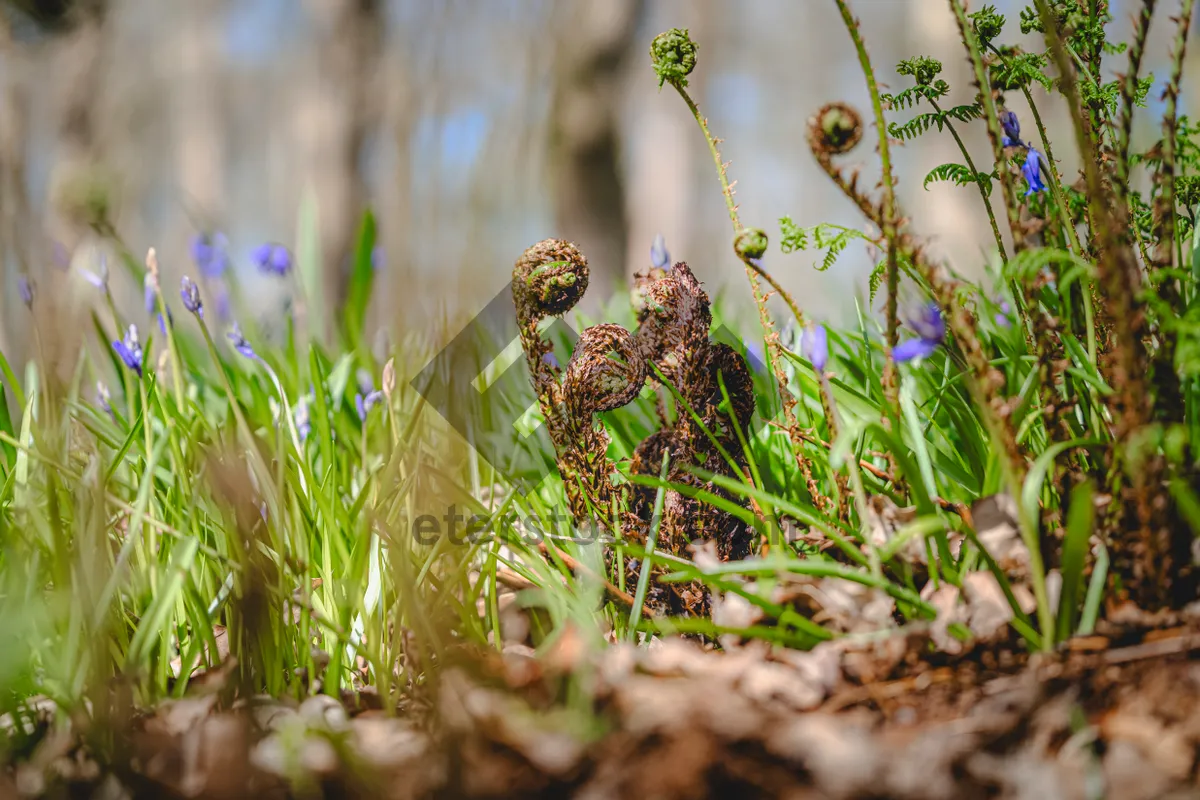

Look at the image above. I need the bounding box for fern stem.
[948,0,1024,249]
[1153,0,1196,270]
[1115,0,1158,190]
[671,85,740,232]
[929,98,1007,259]
[832,0,900,349]
[670,80,829,513]
[1037,0,1164,606]
[982,41,1084,256]
[1022,88,1085,256]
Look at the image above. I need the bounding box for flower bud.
[181,275,203,318]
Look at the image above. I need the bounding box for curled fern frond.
[969,4,1006,47]
[897,55,943,86]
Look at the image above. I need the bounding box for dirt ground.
[4,618,1199,800]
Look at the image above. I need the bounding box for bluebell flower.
[190,232,230,278]
[802,323,829,371]
[18,276,33,308]
[80,255,109,292]
[355,389,384,421]
[157,308,173,335]
[227,323,258,360]
[893,303,946,363]
[144,274,158,313]
[1022,148,1047,196]
[96,381,113,417]
[181,276,203,318]
[371,245,384,271]
[294,398,311,443]
[214,283,231,321]
[356,368,375,396]
[651,233,671,270]
[994,298,1012,328]
[1000,110,1022,147]
[252,243,292,276]
[112,324,144,376]
[542,350,559,368]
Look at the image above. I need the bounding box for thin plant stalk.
[928,97,1007,259]
[831,0,900,348]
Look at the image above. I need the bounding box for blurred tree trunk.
[299,0,383,334]
[174,0,224,234]
[547,0,644,298]
[46,0,108,250]
[0,9,29,353]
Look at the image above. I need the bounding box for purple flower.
[542,351,559,368]
[190,232,230,278]
[144,274,158,314]
[96,381,113,417]
[214,283,232,321]
[252,243,292,276]
[994,299,1012,328]
[112,325,144,376]
[181,276,203,318]
[294,398,311,443]
[650,233,671,270]
[1022,148,1047,196]
[356,368,375,396]
[355,389,384,421]
[157,307,173,335]
[802,323,829,371]
[893,303,946,363]
[18,276,33,308]
[1000,110,1022,147]
[371,245,384,271]
[227,323,258,360]
[80,255,109,291]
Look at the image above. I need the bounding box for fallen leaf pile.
[4,624,1200,799]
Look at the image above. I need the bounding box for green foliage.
[896,55,942,86]
[969,4,1006,47]
[1080,74,1152,116]
[881,81,949,111]
[990,48,1051,91]
[778,216,869,272]
[4,0,1200,744]
[342,210,377,355]
[923,162,995,194]
[888,105,982,142]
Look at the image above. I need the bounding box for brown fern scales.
[513,239,755,614]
